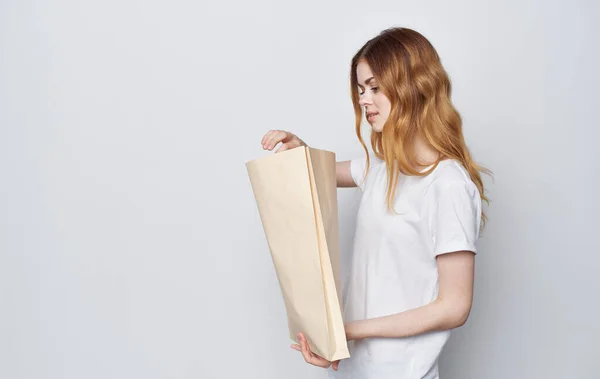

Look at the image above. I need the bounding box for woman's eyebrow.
[358,77,376,88]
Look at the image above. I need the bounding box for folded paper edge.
[305,147,350,361]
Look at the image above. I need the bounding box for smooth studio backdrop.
[1,0,599,378]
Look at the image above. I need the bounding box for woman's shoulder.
[350,154,385,177]
[425,159,480,197]
[352,153,385,167]
[430,159,471,182]
[350,154,386,190]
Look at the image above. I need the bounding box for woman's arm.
[345,250,475,340]
[261,130,357,188]
[336,160,356,188]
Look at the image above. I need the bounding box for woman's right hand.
[291,332,340,371]
[261,130,307,153]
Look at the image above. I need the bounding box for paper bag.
[246,146,350,361]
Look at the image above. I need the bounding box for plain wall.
[1,0,599,378]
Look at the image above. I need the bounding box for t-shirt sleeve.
[350,156,370,190]
[428,180,482,257]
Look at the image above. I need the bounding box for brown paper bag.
[246,146,350,362]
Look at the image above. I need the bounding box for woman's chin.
[370,123,383,133]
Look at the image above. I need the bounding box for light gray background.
[1,0,599,378]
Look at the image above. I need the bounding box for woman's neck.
[413,135,441,171]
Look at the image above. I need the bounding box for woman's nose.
[359,95,371,107]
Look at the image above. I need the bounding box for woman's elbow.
[440,298,472,329]
[452,302,472,328]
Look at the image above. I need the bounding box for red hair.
[349,27,491,228]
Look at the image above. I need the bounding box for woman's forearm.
[345,298,469,341]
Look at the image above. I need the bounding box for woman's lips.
[367,112,379,121]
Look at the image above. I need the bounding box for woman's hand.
[261,130,307,153]
[290,332,340,371]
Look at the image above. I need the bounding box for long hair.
[350,27,491,229]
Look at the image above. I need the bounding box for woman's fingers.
[261,130,297,151]
[261,131,273,149]
[261,130,281,146]
[275,143,289,153]
[260,130,273,149]
[299,333,316,363]
[296,333,331,368]
[297,333,312,362]
[293,332,341,371]
[261,130,283,150]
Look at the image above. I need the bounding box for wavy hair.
[350,27,491,229]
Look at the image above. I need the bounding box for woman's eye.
[358,86,378,95]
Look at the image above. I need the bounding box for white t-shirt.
[328,155,482,379]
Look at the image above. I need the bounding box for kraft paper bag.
[246,146,350,362]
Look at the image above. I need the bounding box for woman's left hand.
[290,332,340,371]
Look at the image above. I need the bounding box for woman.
[260,27,489,379]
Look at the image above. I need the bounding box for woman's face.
[357,60,391,133]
